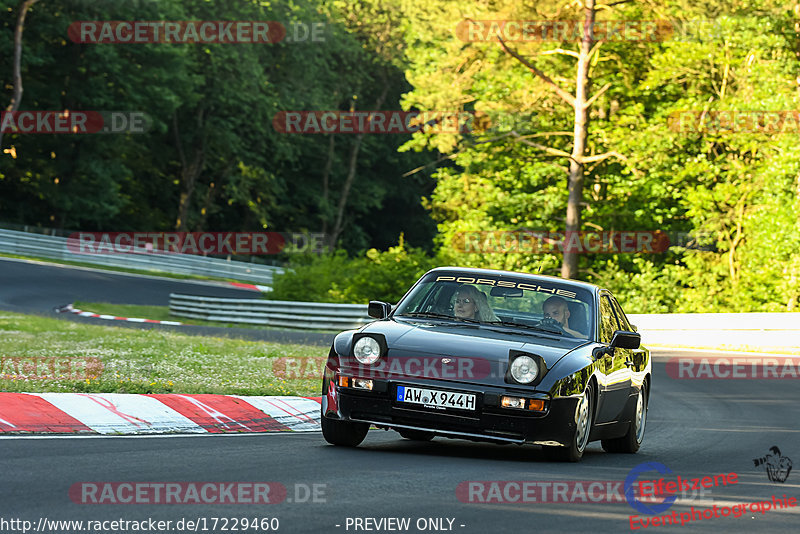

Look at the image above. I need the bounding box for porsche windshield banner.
[433,275,578,299]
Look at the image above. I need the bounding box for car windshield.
[394,273,594,340]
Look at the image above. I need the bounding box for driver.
[453,285,499,322]
[542,296,583,337]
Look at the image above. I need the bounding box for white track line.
[650,347,800,358]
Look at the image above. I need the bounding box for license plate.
[396,385,476,411]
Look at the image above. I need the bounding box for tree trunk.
[498,1,615,280]
[329,82,390,248]
[175,152,204,231]
[329,132,365,248]
[173,110,206,231]
[321,134,335,235]
[0,0,41,150]
[561,0,595,280]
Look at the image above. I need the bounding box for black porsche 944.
[320,267,651,461]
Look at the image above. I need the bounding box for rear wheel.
[321,416,369,447]
[543,382,595,462]
[602,382,647,453]
[397,429,435,441]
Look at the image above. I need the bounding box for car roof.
[424,266,603,294]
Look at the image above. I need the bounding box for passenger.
[453,285,498,322]
[542,296,583,337]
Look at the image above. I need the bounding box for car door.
[610,294,647,380]
[594,293,632,422]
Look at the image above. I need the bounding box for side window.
[610,297,632,331]
[599,295,620,344]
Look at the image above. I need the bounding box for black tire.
[602,382,647,454]
[321,416,369,447]
[543,381,595,462]
[397,429,435,441]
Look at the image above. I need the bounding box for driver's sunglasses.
[454,298,473,304]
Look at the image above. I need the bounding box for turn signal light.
[527,399,545,411]
[338,376,349,387]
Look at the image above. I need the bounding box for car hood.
[336,318,587,386]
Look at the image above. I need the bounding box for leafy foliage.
[1,0,798,312]
[270,239,439,304]
[0,0,436,249]
[396,0,800,312]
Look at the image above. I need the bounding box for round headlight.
[510,355,538,384]
[353,336,381,365]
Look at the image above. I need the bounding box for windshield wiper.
[399,312,481,324]
[486,320,564,336]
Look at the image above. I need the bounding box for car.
[320,267,651,461]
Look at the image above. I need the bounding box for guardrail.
[168,295,800,347]
[0,228,283,285]
[628,313,800,350]
[169,294,372,330]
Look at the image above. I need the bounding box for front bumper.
[325,374,580,446]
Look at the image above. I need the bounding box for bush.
[269,241,440,304]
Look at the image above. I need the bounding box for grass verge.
[0,312,325,396]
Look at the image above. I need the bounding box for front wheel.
[321,416,369,447]
[602,382,647,453]
[543,382,595,462]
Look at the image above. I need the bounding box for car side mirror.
[592,347,610,360]
[368,301,392,319]
[610,330,640,350]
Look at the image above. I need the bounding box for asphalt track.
[2,257,798,533]
[2,350,798,534]
[0,257,333,345]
